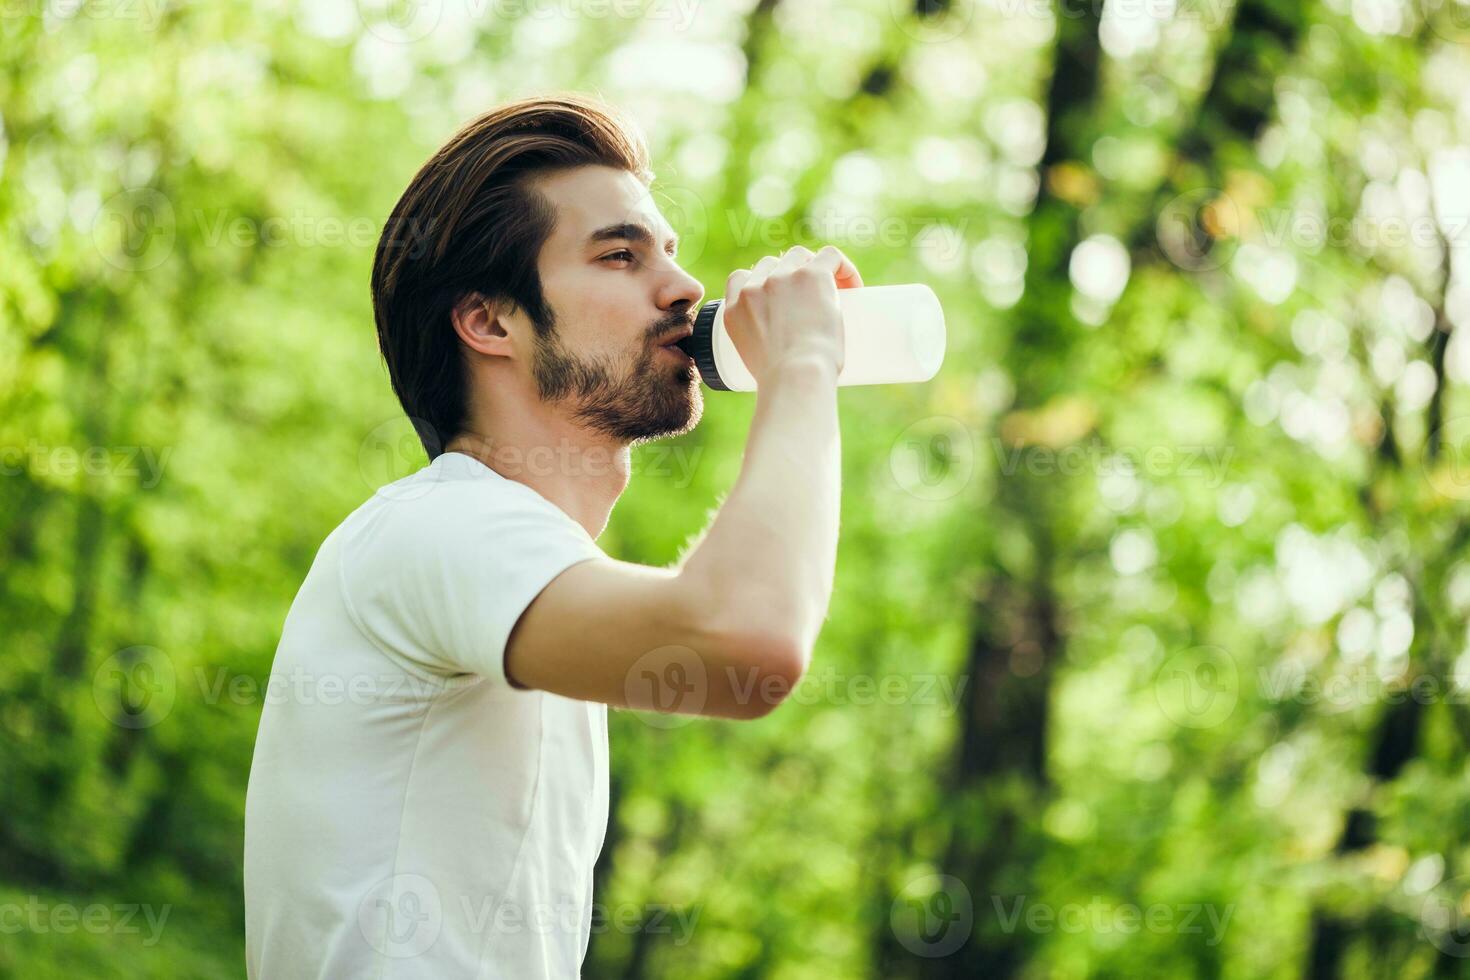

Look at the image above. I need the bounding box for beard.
[530,308,704,444]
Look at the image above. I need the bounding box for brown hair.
[370,94,653,459]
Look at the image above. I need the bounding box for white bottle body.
[704,283,946,391]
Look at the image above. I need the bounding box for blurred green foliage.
[4,0,1470,976]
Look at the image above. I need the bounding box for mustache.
[645,310,694,342]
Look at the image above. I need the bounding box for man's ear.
[451,291,516,359]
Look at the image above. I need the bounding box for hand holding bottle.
[677,246,946,392]
[721,245,864,386]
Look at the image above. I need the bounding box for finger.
[809,244,864,289]
[773,244,815,275]
[726,268,752,304]
[743,254,782,291]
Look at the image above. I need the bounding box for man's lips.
[655,325,693,348]
[658,343,694,364]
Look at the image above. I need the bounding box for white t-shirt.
[244,450,609,979]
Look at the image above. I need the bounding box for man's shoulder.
[339,454,585,560]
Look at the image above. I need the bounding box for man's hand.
[722,245,864,385]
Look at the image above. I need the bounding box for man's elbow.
[725,633,809,720]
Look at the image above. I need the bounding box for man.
[244,94,859,978]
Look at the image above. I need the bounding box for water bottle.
[675,283,946,391]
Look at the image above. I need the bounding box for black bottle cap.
[675,300,730,391]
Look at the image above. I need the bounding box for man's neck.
[444,416,630,540]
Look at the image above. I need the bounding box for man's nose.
[658,262,704,315]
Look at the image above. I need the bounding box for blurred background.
[4,0,1470,976]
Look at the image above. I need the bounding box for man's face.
[524,165,705,444]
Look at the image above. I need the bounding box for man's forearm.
[679,355,842,665]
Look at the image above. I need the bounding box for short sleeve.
[339,479,605,687]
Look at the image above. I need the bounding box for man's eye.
[602,250,636,264]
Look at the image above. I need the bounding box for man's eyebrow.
[587,222,679,253]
